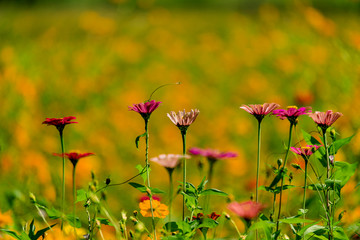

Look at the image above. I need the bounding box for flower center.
[287,105,298,110]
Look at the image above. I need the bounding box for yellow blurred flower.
[139,200,169,219]
[0,211,13,227]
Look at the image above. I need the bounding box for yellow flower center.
[287,106,298,110]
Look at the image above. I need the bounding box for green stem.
[181,131,187,221]
[168,171,173,222]
[322,129,333,240]
[256,120,261,203]
[205,160,215,214]
[229,218,242,239]
[145,119,157,240]
[72,165,77,237]
[303,160,308,228]
[276,122,294,234]
[59,130,65,230]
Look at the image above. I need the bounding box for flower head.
[227,201,265,221]
[167,109,200,133]
[139,195,161,202]
[42,116,78,132]
[290,145,321,159]
[273,106,311,124]
[150,154,190,170]
[240,103,279,123]
[139,199,169,219]
[208,212,221,221]
[128,100,161,121]
[188,147,237,162]
[54,152,94,167]
[308,110,343,131]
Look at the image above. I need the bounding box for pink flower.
[227,201,265,221]
[128,100,161,120]
[290,145,321,158]
[240,103,280,122]
[42,116,77,131]
[150,154,190,169]
[188,147,237,162]
[139,195,161,202]
[167,109,200,127]
[273,106,311,124]
[308,110,343,130]
[54,152,94,167]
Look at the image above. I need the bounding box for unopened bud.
[130,216,138,224]
[105,177,111,185]
[329,155,335,165]
[133,210,138,217]
[146,188,152,196]
[330,128,336,140]
[29,192,36,203]
[277,159,283,167]
[291,163,301,170]
[224,213,231,220]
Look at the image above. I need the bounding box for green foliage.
[0,220,56,240]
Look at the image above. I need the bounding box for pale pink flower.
[167,109,200,127]
[240,103,279,122]
[150,154,190,169]
[227,201,265,221]
[308,110,343,130]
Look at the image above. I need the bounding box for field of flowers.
[0,1,360,239]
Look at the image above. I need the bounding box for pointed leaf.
[330,134,355,155]
[200,188,228,197]
[279,217,314,224]
[128,182,147,193]
[136,164,147,183]
[135,133,146,149]
[76,189,87,203]
[0,229,22,240]
[66,215,81,228]
[197,218,218,229]
[33,224,57,240]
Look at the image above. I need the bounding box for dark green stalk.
[72,165,77,237]
[59,130,65,230]
[205,159,215,213]
[145,119,157,240]
[276,122,294,233]
[322,129,333,240]
[181,131,187,221]
[303,159,308,227]
[256,120,261,203]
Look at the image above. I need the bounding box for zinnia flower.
[188,147,237,162]
[227,201,265,221]
[54,152,94,167]
[167,109,200,131]
[308,110,343,131]
[150,154,190,170]
[290,145,320,158]
[139,199,169,219]
[240,103,279,123]
[42,116,77,132]
[273,106,311,124]
[128,100,161,120]
[139,195,161,202]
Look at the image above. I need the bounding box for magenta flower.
[54,152,94,167]
[290,145,321,159]
[273,106,311,124]
[128,100,161,120]
[42,116,78,132]
[150,154,190,170]
[227,201,265,221]
[188,147,237,162]
[240,103,280,122]
[167,109,200,127]
[308,110,343,130]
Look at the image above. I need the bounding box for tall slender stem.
[302,160,308,226]
[145,119,157,240]
[181,131,187,221]
[72,165,77,237]
[59,130,65,230]
[205,160,215,213]
[168,171,173,222]
[276,123,294,233]
[322,129,333,240]
[256,120,261,203]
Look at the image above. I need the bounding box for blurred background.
[0,0,360,238]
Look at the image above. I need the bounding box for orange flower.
[139,200,169,219]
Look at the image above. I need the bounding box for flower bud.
[133,210,138,217]
[105,177,111,185]
[277,159,283,167]
[291,163,301,170]
[29,192,36,203]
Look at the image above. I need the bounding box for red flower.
[128,100,161,120]
[54,152,94,167]
[227,201,265,221]
[139,195,161,202]
[208,212,221,221]
[192,213,204,220]
[42,116,78,132]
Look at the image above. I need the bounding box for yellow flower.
[0,211,13,227]
[139,200,169,219]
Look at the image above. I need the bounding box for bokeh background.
[1,0,360,238]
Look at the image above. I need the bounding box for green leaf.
[38,206,61,219]
[150,188,165,194]
[66,215,81,228]
[301,130,327,167]
[135,132,146,149]
[164,221,179,232]
[182,192,197,210]
[136,164,147,183]
[197,218,218,229]
[128,182,147,193]
[333,226,349,240]
[333,162,357,187]
[197,177,208,193]
[28,219,35,239]
[19,232,32,240]
[0,229,22,240]
[330,134,355,155]
[269,169,286,188]
[259,185,295,194]
[200,188,228,197]
[279,217,314,224]
[76,189,87,203]
[303,225,327,239]
[97,218,113,226]
[33,224,56,240]
[248,220,275,240]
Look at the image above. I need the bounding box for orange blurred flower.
[139,200,169,219]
